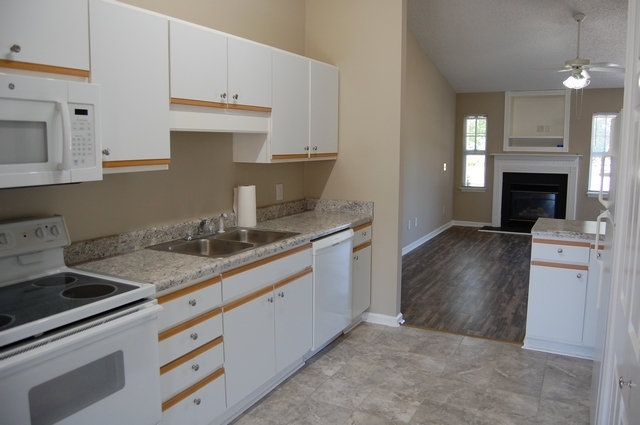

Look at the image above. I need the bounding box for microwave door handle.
[57,102,72,171]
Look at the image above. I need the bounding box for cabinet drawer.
[353,223,372,247]
[156,276,222,332]
[158,308,222,366]
[221,244,312,301]
[531,239,590,264]
[160,337,224,402]
[162,369,226,425]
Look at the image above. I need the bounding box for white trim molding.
[402,221,453,255]
[491,154,581,227]
[364,312,404,327]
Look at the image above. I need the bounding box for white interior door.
[601,0,640,422]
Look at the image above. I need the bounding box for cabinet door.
[583,248,601,347]
[223,288,276,408]
[89,0,170,168]
[274,271,312,373]
[271,50,310,159]
[227,38,271,110]
[310,61,338,158]
[352,244,372,319]
[1,0,89,73]
[169,20,227,105]
[527,264,588,343]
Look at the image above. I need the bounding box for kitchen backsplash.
[64,198,373,265]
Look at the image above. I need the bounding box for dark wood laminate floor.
[401,226,532,343]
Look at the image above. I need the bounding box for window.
[463,115,487,187]
[588,114,616,193]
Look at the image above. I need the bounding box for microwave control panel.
[69,104,95,169]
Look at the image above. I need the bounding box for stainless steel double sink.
[147,228,299,259]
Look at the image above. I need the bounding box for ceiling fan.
[558,13,624,89]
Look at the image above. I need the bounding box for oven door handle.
[58,101,72,171]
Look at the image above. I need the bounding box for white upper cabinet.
[271,49,310,159]
[89,0,170,171]
[310,60,339,158]
[0,0,89,75]
[227,37,272,110]
[168,22,271,112]
[169,20,228,106]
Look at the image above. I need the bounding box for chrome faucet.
[197,219,210,235]
[217,213,228,233]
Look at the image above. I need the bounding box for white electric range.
[0,216,163,425]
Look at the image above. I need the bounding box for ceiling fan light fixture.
[563,73,591,89]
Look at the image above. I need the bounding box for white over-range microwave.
[0,73,101,189]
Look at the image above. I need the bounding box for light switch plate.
[276,184,283,201]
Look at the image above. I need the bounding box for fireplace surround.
[491,154,580,228]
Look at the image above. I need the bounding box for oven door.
[0,300,162,425]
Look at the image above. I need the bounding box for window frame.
[587,113,617,195]
[461,114,488,189]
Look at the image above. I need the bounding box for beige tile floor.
[231,323,592,425]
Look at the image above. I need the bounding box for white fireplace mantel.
[491,154,581,227]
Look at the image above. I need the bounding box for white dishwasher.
[311,228,354,351]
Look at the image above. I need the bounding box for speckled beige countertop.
[531,218,605,241]
[75,210,372,294]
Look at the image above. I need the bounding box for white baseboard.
[402,221,453,256]
[364,312,404,327]
[451,220,491,227]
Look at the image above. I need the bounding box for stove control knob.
[0,233,7,245]
[50,225,60,237]
[35,227,45,239]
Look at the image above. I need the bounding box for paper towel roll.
[236,185,257,227]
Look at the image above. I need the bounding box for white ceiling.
[407,0,628,93]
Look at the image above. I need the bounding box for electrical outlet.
[414,217,418,227]
[408,220,411,230]
[545,126,550,132]
[276,184,283,201]
[442,206,445,214]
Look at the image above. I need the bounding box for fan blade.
[587,65,625,73]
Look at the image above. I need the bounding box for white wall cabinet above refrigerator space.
[0,0,90,77]
[89,0,170,173]
[504,90,570,152]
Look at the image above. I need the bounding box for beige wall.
[0,1,307,242]
[452,89,623,224]
[119,0,306,55]
[401,31,456,248]
[304,0,407,318]
[453,92,504,223]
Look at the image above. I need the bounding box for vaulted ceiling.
[407,0,628,93]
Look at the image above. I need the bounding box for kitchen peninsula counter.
[74,208,372,293]
[531,217,605,241]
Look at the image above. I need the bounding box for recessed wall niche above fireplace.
[491,154,580,231]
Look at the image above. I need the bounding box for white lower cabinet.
[351,223,372,320]
[525,237,596,358]
[156,276,226,425]
[223,268,313,408]
[162,369,226,425]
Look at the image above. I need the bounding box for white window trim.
[462,114,488,188]
[588,113,616,194]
